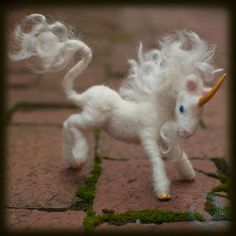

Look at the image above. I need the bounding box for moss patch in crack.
[94,128,101,143]
[83,207,104,232]
[210,157,231,196]
[204,157,231,221]
[194,168,220,180]
[199,118,207,129]
[101,156,129,161]
[75,155,102,211]
[205,191,230,221]
[72,129,102,211]
[83,209,204,232]
[102,209,204,225]
[104,63,126,81]
[210,157,230,177]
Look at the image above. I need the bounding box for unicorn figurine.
[10,14,226,201]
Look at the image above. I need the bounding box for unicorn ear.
[185,76,199,93]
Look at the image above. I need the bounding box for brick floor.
[5,6,229,232]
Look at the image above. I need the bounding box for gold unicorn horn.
[198,73,227,107]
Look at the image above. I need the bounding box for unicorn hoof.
[158,194,171,201]
[184,176,195,182]
[71,162,84,170]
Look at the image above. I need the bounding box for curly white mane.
[120,31,222,102]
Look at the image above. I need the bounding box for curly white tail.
[9,13,92,100]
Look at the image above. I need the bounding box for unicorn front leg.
[140,129,171,201]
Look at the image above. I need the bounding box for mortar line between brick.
[10,123,62,128]
[194,168,219,179]
[6,206,68,212]
[5,102,77,126]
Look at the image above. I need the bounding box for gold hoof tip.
[184,176,195,182]
[72,162,83,169]
[158,194,171,201]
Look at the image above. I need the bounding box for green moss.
[72,129,102,211]
[210,157,230,176]
[199,118,207,129]
[205,193,230,221]
[83,209,204,232]
[211,207,230,221]
[84,207,104,232]
[94,128,101,141]
[102,209,204,224]
[103,63,125,81]
[76,155,102,210]
[204,158,231,221]
[212,183,229,193]
[84,215,102,232]
[211,158,231,196]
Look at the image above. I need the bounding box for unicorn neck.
[153,81,177,123]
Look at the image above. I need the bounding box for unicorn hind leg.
[63,110,107,169]
[173,151,196,181]
[63,114,88,169]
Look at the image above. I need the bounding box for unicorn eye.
[179,105,185,113]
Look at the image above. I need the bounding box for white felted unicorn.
[10,14,226,201]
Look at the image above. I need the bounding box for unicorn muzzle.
[177,129,194,139]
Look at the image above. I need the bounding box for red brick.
[6,88,68,109]
[6,126,95,209]
[190,159,218,173]
[93,159,220,217]
[96,222,160,232]
[157,221,231,232]
[96,221,230,233]
[184,128,228,158]
[6,209,85,231]
[122,8,227,44]
[7,74,39,87]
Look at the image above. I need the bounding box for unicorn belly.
[103,117,140,143]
